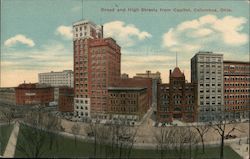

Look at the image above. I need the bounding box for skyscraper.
[73,20,121,120]
[191,51,224,122]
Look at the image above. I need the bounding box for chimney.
[101,25,104,38]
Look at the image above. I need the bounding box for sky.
[1,0,249,87]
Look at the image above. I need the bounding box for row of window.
[224,65,250,70]
[198,56,222,62]
[75,106,88,110]
[225,105,250,110]
[200,96,221,99]
[75,95,88,98]
[224,83,250,87]
[200,83,221,87]
[110,100,137,105]
[224,94,250,99]
[111,107,137,112]
[75,111,89,117]
[200,64,222,68]
[200,101,222,105]
[75,99,88,104]
[224,100,249,105]
[224,89,250,93]
[224,77,250,81]
[200,89,222,93]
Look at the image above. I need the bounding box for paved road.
[3,122,20,158]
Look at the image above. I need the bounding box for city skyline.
[1,0,249,87]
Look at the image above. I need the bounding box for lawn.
[15,124,241,159]
[0,124,14,155]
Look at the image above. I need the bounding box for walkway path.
[230,139,249,159]
[3,122,20,158]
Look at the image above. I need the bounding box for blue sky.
[1,0,249,87]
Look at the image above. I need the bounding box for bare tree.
[153,127,170,159]
[192,124,210,153]
[16,108,61,157]
[71,122,80,147]
[0,108,15,125]
[212,118,243,159]
[154,126,200,159]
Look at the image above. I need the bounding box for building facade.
[191,51,224,122]
[107,87,148,124]
[114,77,152,109]
[0,88,16,105]
[38,70,74,88]
[15,83,54,106]
[58,87,74,114]
[224,61,250,120]
[157,67,197,123]
[134,70,162,106]
[73,20,121,120]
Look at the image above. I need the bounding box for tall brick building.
[73,20,121,119]
[157,67,197,123]
[15,83,54,106]
[224,61,250,120]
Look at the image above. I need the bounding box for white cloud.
[56,25,72,39]
[191,28,214,38]
[162,28,178,48]
[2,42,73,87]
[104,21,152,47]
[4,34,35,47]
[162,15,248,53]
[212,16,248,45]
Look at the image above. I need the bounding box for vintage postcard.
[0,0,249,158]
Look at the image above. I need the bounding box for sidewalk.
[3,122,20,158]
[230,142,249,159]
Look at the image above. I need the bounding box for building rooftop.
[73,19,101,27]
[171,67,184,78]
[195,51,223,56]
[108,87,146,91]
[224,60,250,64]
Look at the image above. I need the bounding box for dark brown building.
[15,83,54,106]
[224,61,250,120]
[107,87,148,123]
[157,67,197,123]
[58,87,74,113]
[114,77,152,109]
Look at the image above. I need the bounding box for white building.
[191,51,224,122]
[38,70,74,88]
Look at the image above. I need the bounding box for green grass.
[0,124,14,155]
[15,124,242,159]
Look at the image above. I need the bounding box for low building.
[15,83,54,106]
[107,87,148,124]
[0,88,16,105]
[58,87,74,115]
[114,77,152,109]
[157,67,197,123]
[38,70,74,88]
[224,61,250,120]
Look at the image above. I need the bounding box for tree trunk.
[201,137,205,153]
[220,133,224,159]
[119,143,123,159]
[94,135,97,158]
[74,136,77,147]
